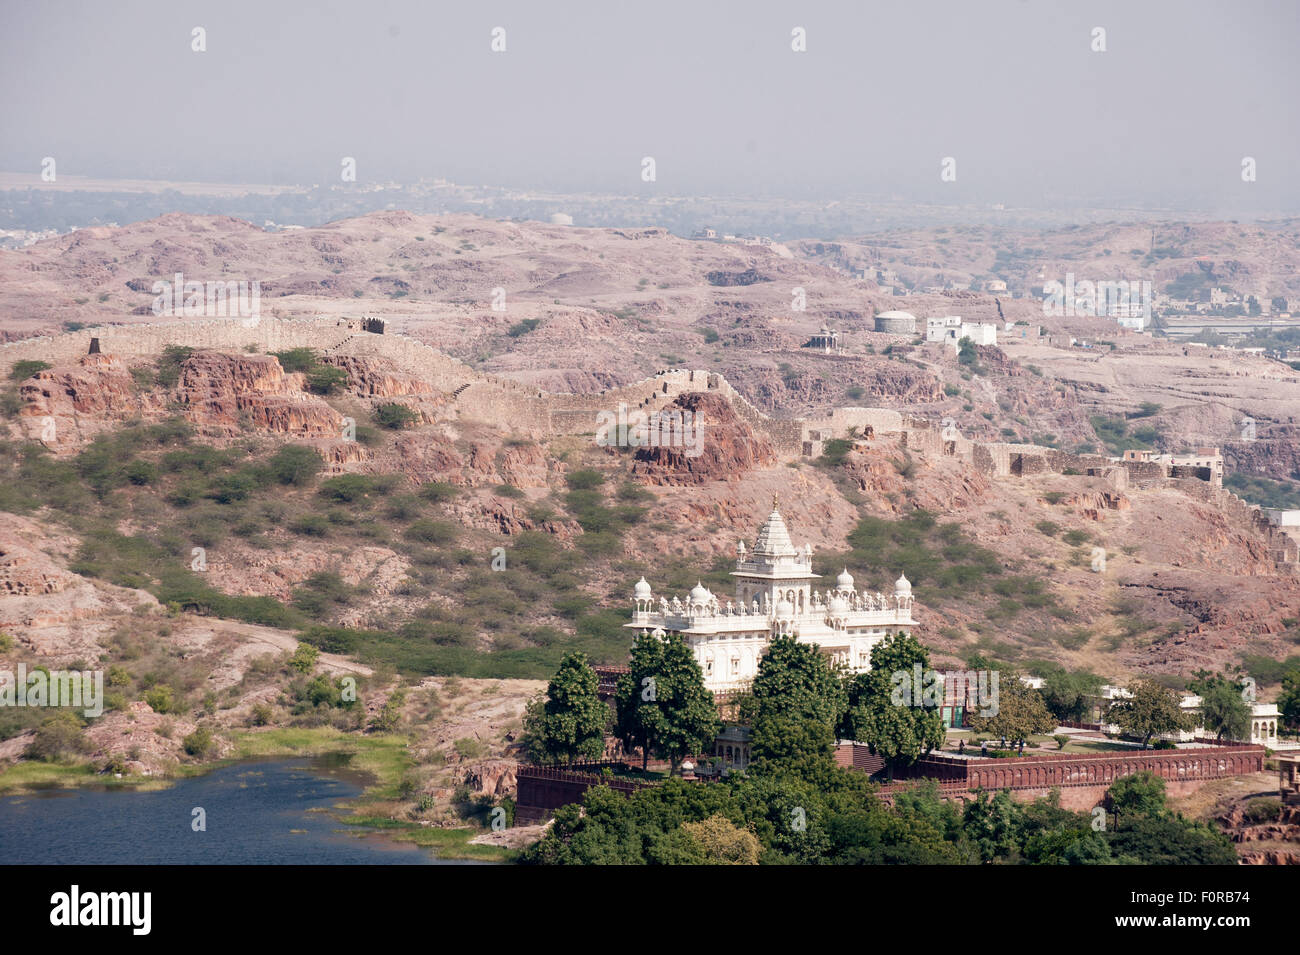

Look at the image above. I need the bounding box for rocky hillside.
[793,220,1300,317]
[3,335,1297,697]
[4,212,1298,490]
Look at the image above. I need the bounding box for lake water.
[0,756,478,865]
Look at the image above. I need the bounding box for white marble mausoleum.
[627,499,918,693]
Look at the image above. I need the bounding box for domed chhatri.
[627,501,918,692]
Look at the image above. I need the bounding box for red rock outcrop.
[320,354,440,399]
[388,433,465,482]
[316,438,374,469]
[464,442,501,486]
[1065,489,1131,520]
[499,442,549,488]
[18,354,162,450]
[176,351,343,437]
[0,538,74,598]
[631,392,777,486]
[450,495,580,541]
[0,513,154,633]
[464,759,518,798]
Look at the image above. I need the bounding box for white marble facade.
[627,499,918,693]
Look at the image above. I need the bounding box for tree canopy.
[1041,668,1105,722]
[1189,669,1252,742]
[839,632,946,779]
[967,669,1056,746]
[742,635,846,730]
[1108,680,1191,747]
[521,651,608,765]
[522,765,1235,866]
[1281,669,1300,730]
[613,630,719,774]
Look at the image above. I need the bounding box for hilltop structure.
[925,314,998,348]
[626,498,917,693]
[873,310,917,335]
[803,325,841,353]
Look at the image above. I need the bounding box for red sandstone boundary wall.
[516,743,1266,820]
[833,742,886,775]
[515,763,653,824]
[894,742,1264,791]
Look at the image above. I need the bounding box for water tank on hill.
[874,310,917,335]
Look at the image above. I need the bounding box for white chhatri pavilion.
[627,497,918,693]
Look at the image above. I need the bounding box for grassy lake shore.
[0,726,515,863]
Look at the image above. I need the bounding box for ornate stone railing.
[629,606,915,631]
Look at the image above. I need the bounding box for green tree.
[9,359,51,381]
[374,402,421,429]
[267,444,323,486]
[749,712,838,783]
[1189,669,1252,741]
[957,337,979,368]
[614,631,718,775]
[367,688,405,732]
[967,670,1056,746]
[962,789,1023,862]
[155,345,195,387]
[652,632,720,775]
[182,725,215,758]
[305,365,348,395]
[744,634,846,730]
[841,632,945,779]
[24,712,89,762]
[271,348,319,373]
[680,814,760,865]
[1106,814,1237,865]
[521,652,608,765]
[1108,679,1190,747]
[288,642,319,674]
[1041,669,1105,722]
[614,631,665,770]
[1281,669,1300,731]
[1061,831,1116,865]
[143,685,175,713]
[1018,792,1099,865]
[1107,771,1167,819]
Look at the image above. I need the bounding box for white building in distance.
[959,322,998,347]
[926,316,963,341]
[926,315,998,349]
[627,499,918,694]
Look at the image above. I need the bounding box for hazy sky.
[2,0,1297,213]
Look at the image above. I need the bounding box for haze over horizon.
[2,0,1298,219]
